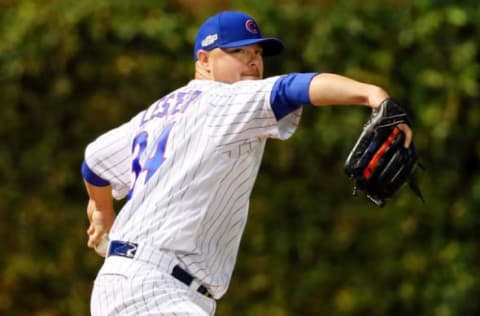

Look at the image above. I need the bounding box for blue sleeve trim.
[270,72,318,120]
[81,160,110,186]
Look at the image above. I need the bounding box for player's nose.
[247,54,261,71]
[244,48,262,62]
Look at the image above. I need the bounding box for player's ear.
[197,50,210,69]
[195,50,212,79]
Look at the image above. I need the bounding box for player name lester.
[140,90,202,126]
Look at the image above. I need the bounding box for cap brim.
[219,38,284,56]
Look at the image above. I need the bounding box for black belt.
[107,240,212,298]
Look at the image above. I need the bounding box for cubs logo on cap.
[194,11,284,60]
[245,19,259,34]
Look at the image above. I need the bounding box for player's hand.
[369,93,412,148]
[86,199,115,249]
[397,123,413,148]
[344,98,423,207]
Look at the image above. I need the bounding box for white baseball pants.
[90,255,216,315]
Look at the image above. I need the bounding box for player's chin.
[241,75,261,80]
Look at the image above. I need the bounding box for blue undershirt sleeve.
[81,160,110,186]
[270,72,318,120]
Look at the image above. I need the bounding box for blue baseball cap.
[194,11,284,60]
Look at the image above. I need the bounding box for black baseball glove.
[344,98,424,207]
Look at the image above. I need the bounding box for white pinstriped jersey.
[84,77,302,298]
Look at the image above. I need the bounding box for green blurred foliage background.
[1,0,479,315]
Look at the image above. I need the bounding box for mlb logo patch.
[201,34,218,47]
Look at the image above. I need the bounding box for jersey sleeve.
[82,120,134,200]
[270,72,317,120]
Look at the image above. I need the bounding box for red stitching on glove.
[363,127,401,180]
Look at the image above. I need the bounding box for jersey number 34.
[126,123,174,200]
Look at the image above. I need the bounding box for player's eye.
[224,47,263,59]
[225,47,263,56]
[225,48,244,55]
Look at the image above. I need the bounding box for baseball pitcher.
[81,11,417,315]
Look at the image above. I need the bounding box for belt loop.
[171,265,194,285]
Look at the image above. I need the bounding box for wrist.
[367,86,389,110]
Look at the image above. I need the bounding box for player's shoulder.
[187,79,227,90]
[189,77,281,97]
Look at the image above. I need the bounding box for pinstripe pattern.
[85,120,134,199]
[86,77,302,312]
[91,257,215,315]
